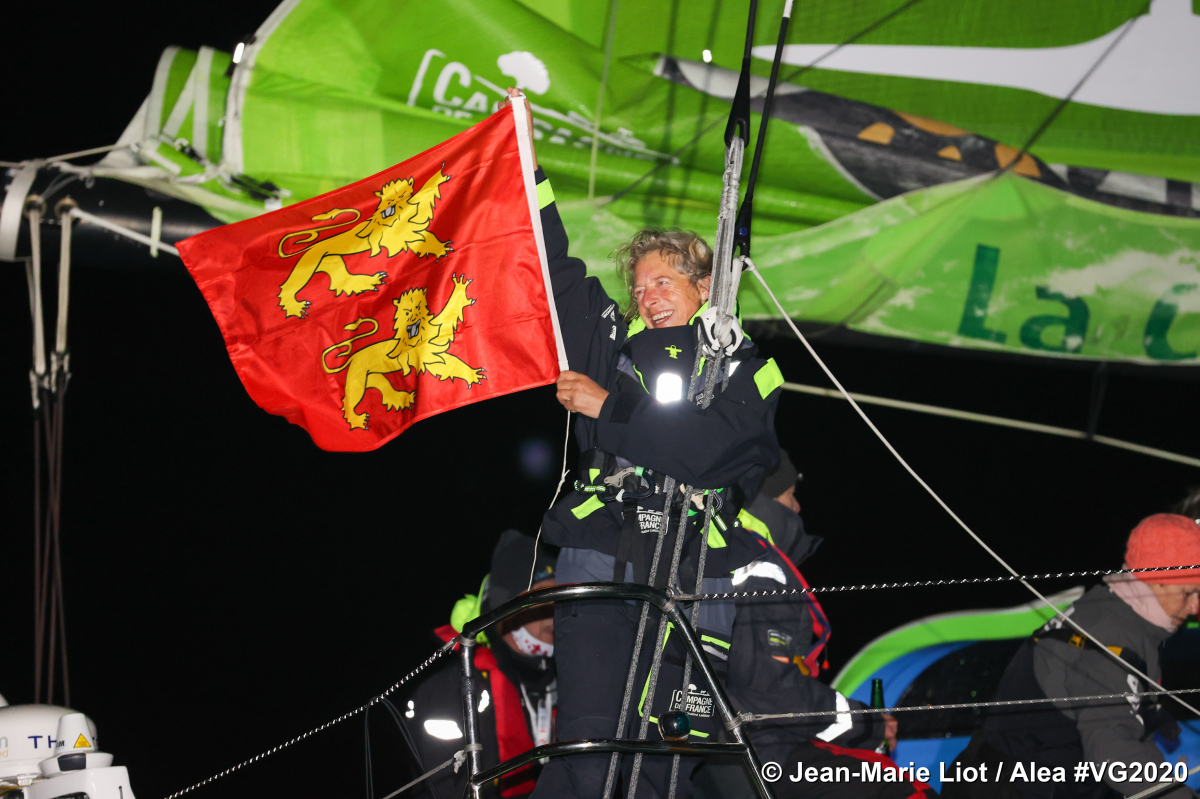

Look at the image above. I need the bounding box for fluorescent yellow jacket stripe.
[536,178,555,209]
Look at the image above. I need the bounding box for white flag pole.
[511,92,570,372]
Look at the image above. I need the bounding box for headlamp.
[654,372,683,403]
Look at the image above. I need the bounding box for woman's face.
[1150,581,1200,627]
[633,251,711,329]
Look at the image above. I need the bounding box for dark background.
[3,3,1199,799]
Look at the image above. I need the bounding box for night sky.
[4,4,1200,799]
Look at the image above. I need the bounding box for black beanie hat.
[759,449,800,500]
[481,530,558,613]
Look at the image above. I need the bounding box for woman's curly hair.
[614,228,713,321]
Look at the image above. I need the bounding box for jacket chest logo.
[664,345,682,359]
[638,509,663,534]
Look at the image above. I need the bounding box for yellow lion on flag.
[320,274,485,430]
[276,168,452,318]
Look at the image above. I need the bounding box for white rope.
[0,144,133,171]
[738,687,1200,722]
[530,410,573,591]
[780,382,1200,470]
[55,208,73,360]
[26,203,47,410]
[68,207,180,257]
[4,144,133,166]
[375,745,478,799]
[744,258,1200,721]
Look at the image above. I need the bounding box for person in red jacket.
[401,531,558,799]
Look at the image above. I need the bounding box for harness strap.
[1034,626,1145,672]
[614,498,649,584]
[1033,627,1180,742]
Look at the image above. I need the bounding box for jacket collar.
[625,301,710,341]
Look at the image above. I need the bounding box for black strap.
[1033,627,1149,674]
[1033,628,1179,740]
[724,0,756,147]
[735,0,792,257]
[614,499,648,584]
[677,529,709,596]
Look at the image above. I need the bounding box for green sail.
[107,0,1200,365]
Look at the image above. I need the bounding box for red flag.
[178,104,565,451]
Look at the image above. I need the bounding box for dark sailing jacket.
[974,584,1188,799]
[534,168,783,571]
[723,540,886,763]
[739,491,824,567]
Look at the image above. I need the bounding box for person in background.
[695,454,920,799]
[1174,486,1200,522]
[944,514,1200,799]
[402,530,558,799]
[738,448,822,566]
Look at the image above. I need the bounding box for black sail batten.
[735,0,794,258]
[724,0,758,148]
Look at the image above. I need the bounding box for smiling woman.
[615,228,713,326]
[554,228,715,415]
[505,86,789,797]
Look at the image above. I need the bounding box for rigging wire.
[588,0,621,199]
[778,381,1200,470]
[721,0,1196,722]
[38,173,80,205]
[1002,1,1150,175]
[364,707,374,799]
[733,0,792,257]
[377,751,470,799]
[737,688,1200,723]
[2,144,131,170]
[26,199,72,707]
[161,556,1198,799]
[601,472,679,799]
[684,562,1200,601]
[607,0,929,205]
[773,0,926,85]
[366,696,447,799]
[625,5,764,792]
[161,641,455,799]
[627,483,702,799]
[744,257,1200,722]
[42,143,130,163]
